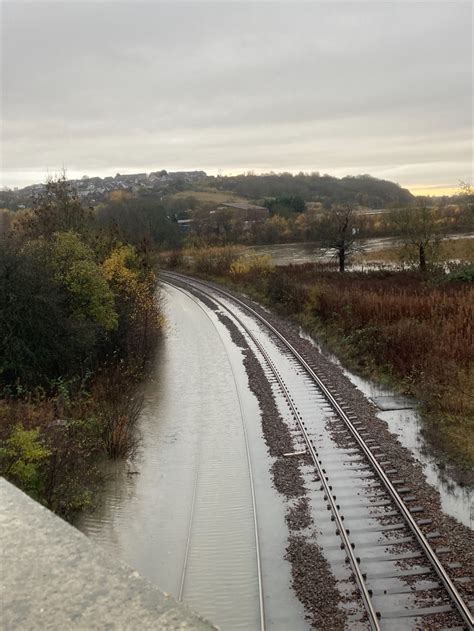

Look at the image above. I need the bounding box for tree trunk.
[419,243,426,272]
[338,248,345,272]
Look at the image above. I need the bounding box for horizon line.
[0,167,465,198]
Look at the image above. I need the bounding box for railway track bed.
[162,271,473,630]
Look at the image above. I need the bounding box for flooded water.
[244,232,474,267]
[299,329,474,529]
[77,285,307,630]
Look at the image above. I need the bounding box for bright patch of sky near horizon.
[1,1,472,195]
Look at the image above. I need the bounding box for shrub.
[92,364,143,459]
[0,424,50,500]
[229,254,272,279]
[158,249,183,268]
[185,245,242,275]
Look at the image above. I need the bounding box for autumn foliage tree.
[0,175,164,516]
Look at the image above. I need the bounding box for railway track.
[162,271,473,631]
[170,283,266,631]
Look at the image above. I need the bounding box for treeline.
[0,177,163,518]
[78,196,473,262]
[203,172,415,208]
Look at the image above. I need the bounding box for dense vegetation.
[165,247,474,473]
[0,177,163,519]
[204,172,415,208]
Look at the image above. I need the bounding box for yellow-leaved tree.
[102,245,163,363]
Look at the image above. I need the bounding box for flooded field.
[243,233,474,267]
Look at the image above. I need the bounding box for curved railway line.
[162,271,473,631]
[172,283,266,630]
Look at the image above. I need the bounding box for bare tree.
[318,204,365,272]
[391,204,442,272]
[458,181,474,228]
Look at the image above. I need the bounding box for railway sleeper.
[366,562,461,579]
[378,604,455,619]
[362,548,450,563]
[349,519,431,533]
[369,579,442,595]
[341,499,393,509]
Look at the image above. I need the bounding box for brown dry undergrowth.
[166,247,473,469]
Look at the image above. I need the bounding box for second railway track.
[162,271,473,631]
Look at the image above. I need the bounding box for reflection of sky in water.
[299,329,473,529]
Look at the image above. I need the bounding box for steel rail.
[162,271,474,630]
[163,274,381,630]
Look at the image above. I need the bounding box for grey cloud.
[1,1,472,191]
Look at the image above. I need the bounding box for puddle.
[370,395,416,411]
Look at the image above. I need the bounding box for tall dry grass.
[210,263,474,467]
[182,245,242,276]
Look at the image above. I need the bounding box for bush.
[229,254,272,279]
[158,249,183,268]
[446,264,474,283]
[92,364,143,459]
[185,245,242,275]
[0,424,50,500]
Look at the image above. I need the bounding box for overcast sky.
[1,1,472,194]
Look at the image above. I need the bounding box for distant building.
[177,218,194,233]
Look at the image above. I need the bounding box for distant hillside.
[203,173,414,209]
[0,170,207,210]
[0,169,414,211]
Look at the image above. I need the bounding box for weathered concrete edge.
[0,478,217,630]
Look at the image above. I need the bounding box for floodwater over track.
[77,285,307,630]
[298,329,473,529]
[161,273,473,630]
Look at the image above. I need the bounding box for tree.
[48,232,117,332]
[391,205,442,272]
[265,195,306,217]
[318,204,364,272]
[458,181,474,230]
[102,244,162,360]
[0,240,74,386]
[23,174,92,239]
[0,232,117,388]
[96,195,181,248]
[260,215,291,243]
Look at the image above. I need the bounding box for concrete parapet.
[0,479,216,630]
